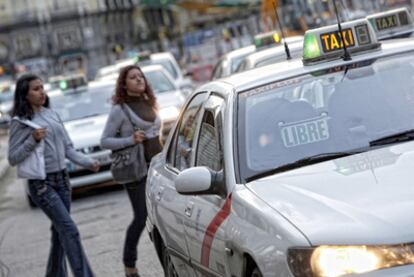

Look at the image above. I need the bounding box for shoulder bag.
[110,105,147,184]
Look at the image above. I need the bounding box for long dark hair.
[12,74,42,120]
[113,65,157,108]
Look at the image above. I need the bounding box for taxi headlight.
[159,106,180,122]
[288,244,414,277]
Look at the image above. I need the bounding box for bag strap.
[120,104,140,131]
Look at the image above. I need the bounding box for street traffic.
[1,2,414,277]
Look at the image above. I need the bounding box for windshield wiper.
[369,129,414,147]
[246,151,361,183]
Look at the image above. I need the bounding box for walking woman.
[8,74,99,277]
[101,65,162,277]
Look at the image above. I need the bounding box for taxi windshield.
[139,59,179,80]
[238,51,414,181]
[49,84,114,122]
[145,70,176,93]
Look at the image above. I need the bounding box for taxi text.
[320,29,355,53]
[281,117,330,148]
[375,15,398,31]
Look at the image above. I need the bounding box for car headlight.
[288,244,414,277]
[159,106,180,122]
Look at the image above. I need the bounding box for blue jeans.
[28,170,94,277]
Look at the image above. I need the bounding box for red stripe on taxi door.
[200,194,232,268]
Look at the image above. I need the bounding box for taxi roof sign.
[52,74,88,92]
[134,51,151,63]
[254,31,281,49]
[303,19,380,65]
[366,8,414,40]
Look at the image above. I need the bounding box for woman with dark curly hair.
[8,74,99,277]
[101,65,162,277]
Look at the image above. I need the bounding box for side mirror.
[175,167,226,197]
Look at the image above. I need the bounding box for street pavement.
[0,134,164,277]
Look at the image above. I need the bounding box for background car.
[211,33,304,80]
[96,51,194,96]
[235,40,304,73]
[0,81,14,130]
[210,45,256,80]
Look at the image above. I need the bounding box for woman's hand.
[90,161,100,172]
[32,128,46,142]
[133,130,145,144]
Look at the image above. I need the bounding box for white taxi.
[234,38,303,73]
[211,32,301,80]
[146,18,414,277]
[366,7,414,40]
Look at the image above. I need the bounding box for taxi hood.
[156,90,185,108]
[246,142,414,246]
[64,114,108,149]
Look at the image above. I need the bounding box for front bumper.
[70,169,113,188]
[66,150,114,188]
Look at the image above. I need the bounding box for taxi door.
[182,95,230,276]
[153,92,208,277]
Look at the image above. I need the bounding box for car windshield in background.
[139,59,178,79]
[231,54,252,73]
[145,70,175,93]
[238,51,414,181]
[153,60,178,79]
[49,85,114,122]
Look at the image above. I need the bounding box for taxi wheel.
[162,244,179,277]
[251,267,263,277]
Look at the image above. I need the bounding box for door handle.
[185,202,194,217]
[156,187,164,201]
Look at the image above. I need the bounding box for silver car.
[234,40,303,73]
[146,19,414,277]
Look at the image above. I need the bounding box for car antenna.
[272,0,291,60]
[333,0,352,61]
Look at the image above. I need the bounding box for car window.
[144,70,175,93]
[166,92,208,170]
[155,60,179,80]
[49,84,114,122]
[231,53,251,73]
[238,51,414,181]
[235,59,248,73]
[139,58,179,80]
[212,59,224,80]
[195,110,223,171]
